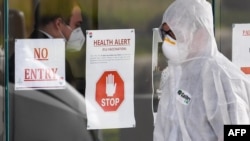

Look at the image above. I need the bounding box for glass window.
[1,0,248,141]
[8,0,102,141]
[214,0,250,60]
[0,0,5,141]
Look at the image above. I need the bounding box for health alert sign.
[232,24,250,79]
[15,39,66,90]
[85,29,136,129]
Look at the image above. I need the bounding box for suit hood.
[160,0,218,63]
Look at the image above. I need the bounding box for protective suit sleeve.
[202,62,250,140]
[153,67,170,141]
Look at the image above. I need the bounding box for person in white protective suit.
[153,0,250,141]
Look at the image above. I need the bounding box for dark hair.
[34,0,74,28]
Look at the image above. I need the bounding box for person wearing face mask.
[28,0,85,86]
[8,0,71,84]
[9,0,86,87]
[154,0,250,141]
[66,5,85,52]
[63,3,88,96]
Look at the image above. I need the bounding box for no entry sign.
[96,71,124,111]
[15,39,65,90]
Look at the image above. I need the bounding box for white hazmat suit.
[153,0,250,141]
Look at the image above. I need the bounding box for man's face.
[59,20,72,40]
[60,6,82,41]
[69,6,83,30]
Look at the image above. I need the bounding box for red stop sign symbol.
[96,71,124,111]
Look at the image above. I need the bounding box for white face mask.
[162,35,179,61]
[66,27,85,52]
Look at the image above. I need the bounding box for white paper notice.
[85,29,136,129]
[232,24,250,78]
[15,39,66,90]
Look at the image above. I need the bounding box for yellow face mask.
[162,35,179,61]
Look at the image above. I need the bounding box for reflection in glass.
[0,0,5,140]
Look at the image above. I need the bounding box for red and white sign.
[85,29,135,129]
[15,39,66,90]
[96,71,124,111]
[232,24,250,79]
